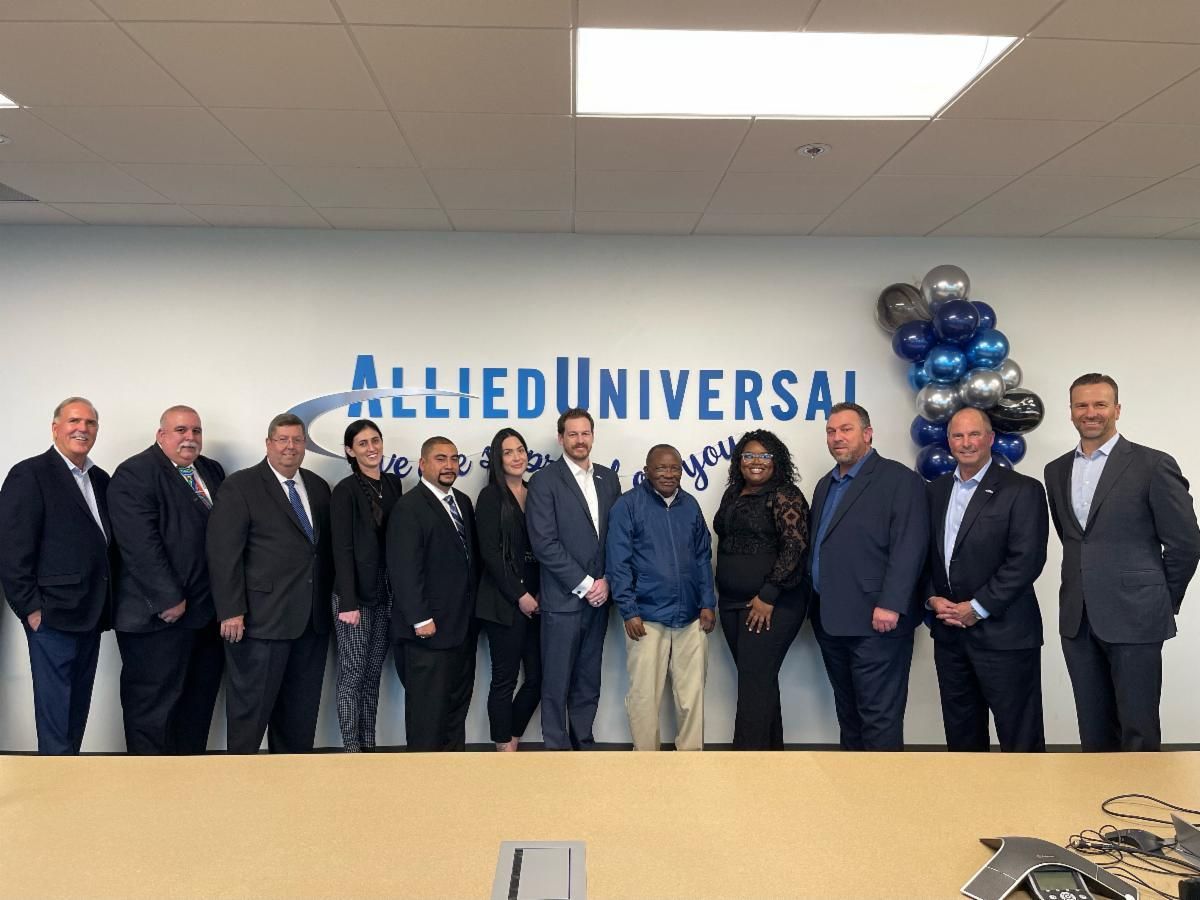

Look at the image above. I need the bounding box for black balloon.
[876,283,931,333]
[986,388,1045,435]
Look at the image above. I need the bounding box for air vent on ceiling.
[0,181,37,202]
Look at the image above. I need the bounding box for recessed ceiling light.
[576,29,1017,118]
[0,135,10,145]
[0,92,17,109]
[796,142,831,159]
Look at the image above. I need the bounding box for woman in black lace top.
[713,429,809,750]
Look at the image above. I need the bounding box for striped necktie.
[178,466,212,509]
[444,494,469,559]
[286,479,316,543]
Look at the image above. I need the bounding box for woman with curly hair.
[713,429,809,750]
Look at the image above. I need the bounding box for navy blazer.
[925,462,1048,651]
[807,450,929,637]
[0,447,114,632]
[526,457,622,614]
[108,443,226,633]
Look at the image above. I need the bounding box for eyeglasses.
[741,452,774,462]
[271,436,306,447]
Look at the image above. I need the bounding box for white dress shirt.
[563,456,599,597]
[1071,432,1120,527]
[267,462,313,525]
[53,447,106,540]
[410,478,460,630]
[944,460,992,619]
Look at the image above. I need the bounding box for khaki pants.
[624,618,708,751]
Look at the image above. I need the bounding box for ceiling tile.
[125,22,384,109]
[882,118,1102,176]
[1103,177,1200,217]
[804,0,1055,33]
[1163,222,1200,238]
[272,166,438,208]
[426,169,572,210]
[576,117,748,172]
[34,107,259,164]
[1048,213,1199,238]
[944,39,1200,121]
[398,114,573,171]
[933,175,1158,235]
[574,211,700,234]
[1122,70,1200,125]
[0,109,98,162]
[816,175,1012,235]
[578,0,815,30]
[184,204,330,227]
[1034,0,1200,43]
[0,23,196,106]
[1034,123,1200,177]
[0,201,82,223]
[317,207,451,230]
[447,209,572,232]
[213,109,415,167]
[120,163,303,205]
[353,26,569,114]
[707,172,864,215]
[337,0,572,27]
[0,161,167,202]
[50,202,206,225]
[576,170,720,212]
[730,119,924,175]
[0,1,106,20]
[694,212,824,234]
[96,1,339,21]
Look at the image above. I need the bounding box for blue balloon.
[916,443,956,481]
[973,300,997,331]
[922,343,968,384]
[933,298,980,344]
[907,361,931,392]
[964,328,1010,369]
[992,431,1027,465]
[910,416,947,448]
[992,452,1014,470]
[892,320,937,362]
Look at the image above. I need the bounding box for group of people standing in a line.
[1,371,1197,756]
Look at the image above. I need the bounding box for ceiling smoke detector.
[796,143,831,159]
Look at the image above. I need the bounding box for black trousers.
[483,612,542,744]
[400,637,475,752]
[223,624,329,754]
[719,602,805,751]
[813,618,913,751]
[933,638,1044,753]
[1062,608,1163,752]
[23,622,102,755]
[116,622,224,755]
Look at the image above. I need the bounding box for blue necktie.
[444,494,469,559]
[286,479,315,543]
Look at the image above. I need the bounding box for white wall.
[1,226,1197,751]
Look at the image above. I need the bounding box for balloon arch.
[876,264,1045,481]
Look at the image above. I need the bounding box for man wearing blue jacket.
[607,445,717,751]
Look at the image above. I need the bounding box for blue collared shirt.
[944,460,992,618]
[1071,432,1120,527]
[812,449,874,593]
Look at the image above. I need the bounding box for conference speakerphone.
[961,836,1137,900]
[491,841,586,900]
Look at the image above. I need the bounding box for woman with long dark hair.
[330,419,403,751]
[476,427,542,751]
[713,429,809,750]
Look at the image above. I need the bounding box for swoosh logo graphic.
[287,387,473,458]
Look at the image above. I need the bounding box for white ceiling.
[1,0,1199,237]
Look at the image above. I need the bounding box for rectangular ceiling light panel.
[577,29,1016,118]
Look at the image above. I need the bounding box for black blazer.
[0,447,115,632]
[108,443,226,633]
[387,482,479,649]
[330,472,403,612]
[925,462,1048,651]
[206,460,333,640]
[475,482,540,627]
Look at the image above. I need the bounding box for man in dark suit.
[108,405,226,755]
[387,436,479,752]
[0,396,114,754]
[808,402,928,751]
[526,408,622,750]
[1045,373,1200,751]
[926,407,1049,753]
[206,412,333,754]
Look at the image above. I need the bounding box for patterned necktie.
[285,479,315,543]
[178,466,212,509]
[444,494,469,558]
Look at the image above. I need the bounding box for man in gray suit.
[1045,373,1200,751]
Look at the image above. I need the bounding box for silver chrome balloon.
[921,264,971,308]
[958,367,1006,409]
[915,383,963,423]
[997,358,1023,392]
[875,283,931,334]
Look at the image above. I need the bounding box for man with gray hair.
[0,397,115,754]
[207,413,334,754]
